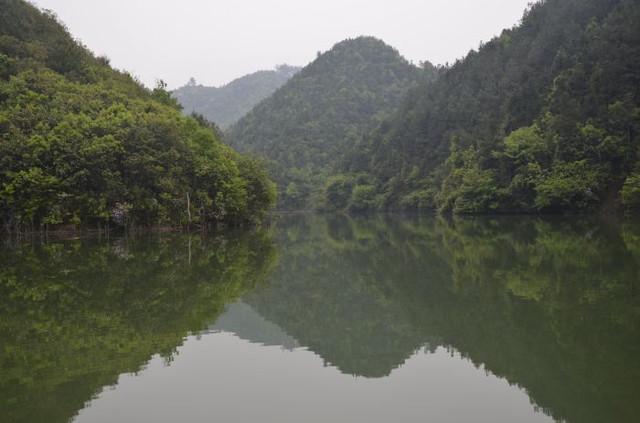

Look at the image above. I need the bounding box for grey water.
[1,214,639,422]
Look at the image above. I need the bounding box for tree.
[151,79,183,111]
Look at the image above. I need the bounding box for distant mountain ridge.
[172,65,300,129]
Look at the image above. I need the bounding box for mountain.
[0,0,274,231]
[172,65,300,130]
[335,0,640,214]
[226,36,435,209]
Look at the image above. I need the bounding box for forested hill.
[226,36,436,210]
[0,0,275,231]
[333,0,640,214]
[172,65,300,130]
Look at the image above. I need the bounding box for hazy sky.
[31,0,533,89]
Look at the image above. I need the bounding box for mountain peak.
[227,37,432,210]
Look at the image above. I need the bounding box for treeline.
[0,0,275,232]
[172,65,300,130]
[330,0,640,214]
[226,36,436,210]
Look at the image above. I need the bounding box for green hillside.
[172,65,300,130]
[226,36,435,209]
[0,0,274,231]
[335,0,640,214]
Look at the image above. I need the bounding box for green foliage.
[151,79,182,111]
[172,66,300,130]
[398,187,434,211]
[621,172,640,211]
[237,155,277,221]
[323,174,354,211]
[0,53,16,79]
[534,160,605,211]
[436,145,499,213]
[502,124,549,167]
[347,184,376,212]
[0,0,274,230]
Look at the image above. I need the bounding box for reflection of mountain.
[233,214,640,423]
[239,216,444,377]
[207,301,299,350]
[0,231,277,423]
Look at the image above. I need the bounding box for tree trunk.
[186,192,192,228]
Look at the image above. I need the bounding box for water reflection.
[207,301,300,350]
[75,332,551,423]
[0,230,277,423]
[228,214,640,423]
[1,215,639,422]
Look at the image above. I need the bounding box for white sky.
[31,0,533,89]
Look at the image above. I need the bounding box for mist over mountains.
[172,65,300,130]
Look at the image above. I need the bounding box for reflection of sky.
[74,330,552,423]
[206,302,301,351]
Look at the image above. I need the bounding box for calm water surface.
[1,215,639,422]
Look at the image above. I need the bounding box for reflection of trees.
[246,214,448,378]
[247,214,640,423]
[0,231,277,423]
[413,216,639,423]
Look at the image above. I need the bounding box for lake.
[1,214,639,422]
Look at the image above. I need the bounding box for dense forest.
[172,65,300,130]
[0,0,275,232]
[329,0,640,214]
[226,36,436,210]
